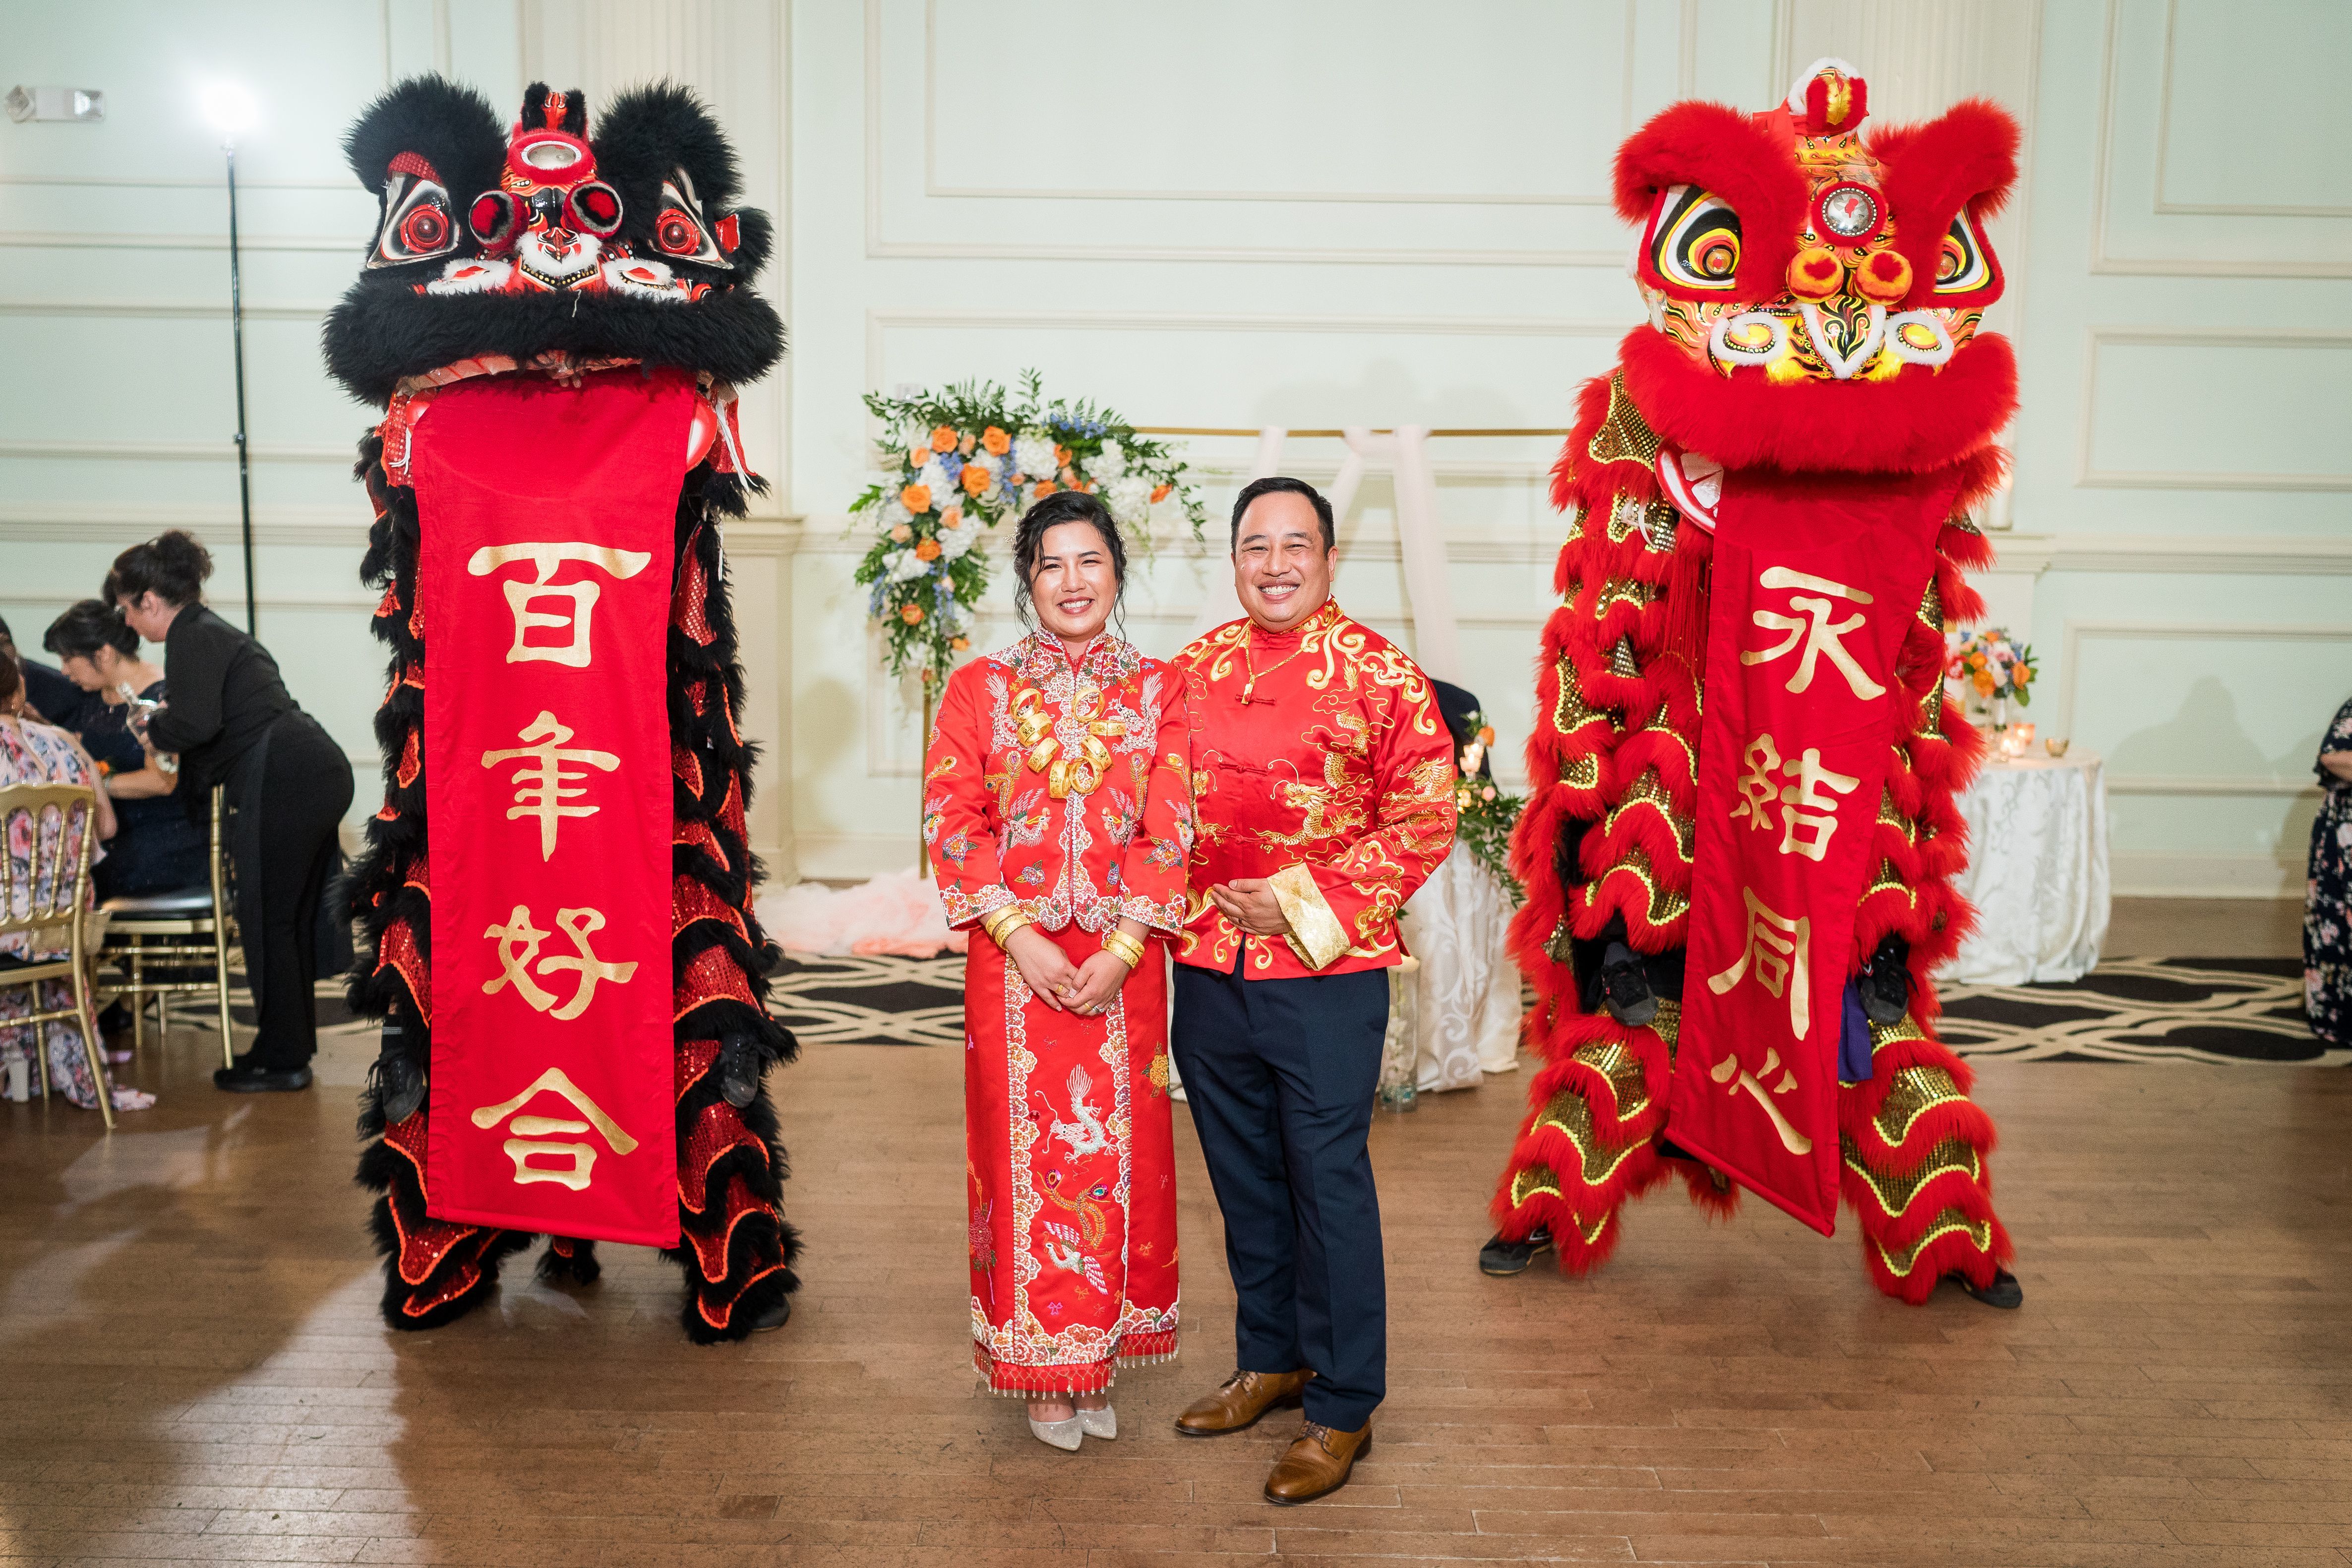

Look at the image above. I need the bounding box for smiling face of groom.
[1231,480,1336,635]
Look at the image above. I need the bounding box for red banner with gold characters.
[412,367,695,1247]
[1669,469,1955,1235]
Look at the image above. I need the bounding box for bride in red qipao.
[922,490,1194,1450]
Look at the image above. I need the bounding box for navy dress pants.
[1172,953,1388,1431]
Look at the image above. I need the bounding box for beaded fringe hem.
[975,1329,1180,1397]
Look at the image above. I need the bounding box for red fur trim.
[1618,327,2017,475]
[1550,374,1620,517]
[1613,100,1806,302]
[1867,99,2021,310]
[1674,1157,1744,1221]
[1858,1213,2011,1304]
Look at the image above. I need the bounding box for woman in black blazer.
[110,532,355,1092]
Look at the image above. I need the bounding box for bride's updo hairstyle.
[1012,489,1127,629]
[106,530,215,608]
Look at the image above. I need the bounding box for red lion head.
[1612,60,2021,476]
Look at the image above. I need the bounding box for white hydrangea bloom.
[890,549,930,581]
[1013,430,1058,481]
[1085,440,1126,482]
[1106,474,1154,528]
[940,523,978,560]
[878,497,912,529]
[968,449,1002,477]
[917,457,953,500]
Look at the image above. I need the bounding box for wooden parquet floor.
[3,1018,2350,1566]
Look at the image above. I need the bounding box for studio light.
[198,81,257,143]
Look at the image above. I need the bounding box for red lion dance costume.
[325,79,799,1340]
[1488,61,2021,1308]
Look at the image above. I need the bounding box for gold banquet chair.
[99,784,240,1071]
[0,781,115,1131]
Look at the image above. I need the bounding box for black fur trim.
[536,1238,603,1287]
[520,82,589,137]
[595,81,742,237]
[345,75,507,207]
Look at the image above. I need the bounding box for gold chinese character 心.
[1708,1045,1814,1155]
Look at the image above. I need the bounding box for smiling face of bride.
[1018,492,1127,654]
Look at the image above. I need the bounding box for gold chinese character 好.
[471,1066,640,1191]
[1706,885,1812,1038]
[467,542,653,668]
[481,710,620,859]
[482,903,638,1021]
[1742,566,1886,700]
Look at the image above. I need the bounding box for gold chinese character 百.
[467,542,654,668]
[470,1066,641,1191]
[1708,1045,1813,1155]
[1741,566,1886,700]
[481,710,620,859]
[482,903,638,1021]
[1705,885,1812,1038]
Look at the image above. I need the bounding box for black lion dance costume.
[325,78,799,1340]
[1486,60,2021,1308]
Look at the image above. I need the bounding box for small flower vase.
[1989,692,2009,732]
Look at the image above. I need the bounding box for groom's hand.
[1209,879,1289,936]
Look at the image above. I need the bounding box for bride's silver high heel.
[1076,1403,1116,1440]
[1027,1412,1084,1450]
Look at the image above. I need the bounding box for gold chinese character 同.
[481,710,620,859]
[467,542,653,668]
[1705,885,1812,1038]
[470,1066,640,1191]
[1741,566,1886,700]
[1707,1045,1813,1155]
[482,903,638,1021]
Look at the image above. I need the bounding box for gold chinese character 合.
[1705,885,1812,1038]
[1708,1045,1814,1155]
[481,710,620,859]
[482,903,638,1021]
[466,542,653,668]
[1741,566,1886,700]
[470,1066,641,1192]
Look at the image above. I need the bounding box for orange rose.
[951,636,970,651]
[914,539,941,561]
[1031,480,1058,498]
[900,604,923,625]
[2012,664,2032,685]
[1973,670,1995,697]
[1149,482,1172,503]
[900,483,932,513]
[1477,725,1495,746]
[958,432,975,456]
[889,523,912,543]
[982,426,1011,455]
[940,506,963,530]
[930,425,958,452]
[960,465,990,496]
[906,446,926,469]
[1054,444,1071,467]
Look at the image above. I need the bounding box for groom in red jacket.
[1168,477,1457,1504]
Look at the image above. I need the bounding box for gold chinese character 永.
[482,903,638,1021]
[1705,885,1812,1038]
[467,542,653,668]
[1741,566,1886,700]
[481,710,620,859]
[1708,1045,1814,1155]
[470,1066,640,1191]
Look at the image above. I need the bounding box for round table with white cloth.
[1939,748,2111,986]
[1395,840,1524,1092]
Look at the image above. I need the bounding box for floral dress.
[2307,695,2352,1050]
[0,719,146,1111]
[924,631,1193,1395]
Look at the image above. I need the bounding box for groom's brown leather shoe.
[1174,1369,1312,1437]
[1264,1419,1371,1505]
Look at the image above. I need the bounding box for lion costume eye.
[648,168,733,268]
[1649,185,1743,293]
[1934,210,1996,296]
[368,172,458,269]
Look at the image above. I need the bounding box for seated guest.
[0,652,151,1112]
[42,601,210,902]
[0,613,102,734]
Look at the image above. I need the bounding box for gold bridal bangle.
[981,907,1032,947]
[1101,929,1146,969]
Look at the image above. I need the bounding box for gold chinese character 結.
[1741,566,1886,700]
[1706,885,1812,1038]
[467,542,653,669]
[483,904,638,1021]
[481,710,620,859]
[1708,1045,1814,1156]
[471,1066,640,1192]
[1729,732,1860,861]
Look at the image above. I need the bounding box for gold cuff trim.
[1266,863,1349,971]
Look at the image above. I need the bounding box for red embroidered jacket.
[925,632,1193,937]
[1174,599,1458,978]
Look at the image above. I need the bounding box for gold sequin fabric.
[1842,1133,1981,1219]
[1873,1208,1992,1277]
[1568,1039,1654,1121]
[1552,655,1613,736]
[1872,1065,1967,1147]
[1586,371,1662,469]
